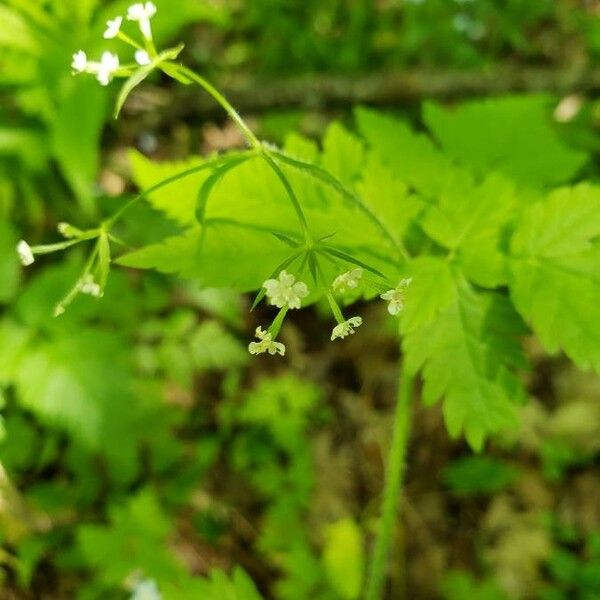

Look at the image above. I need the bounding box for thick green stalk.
[365,362,414,600]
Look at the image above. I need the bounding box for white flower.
[248,327,285,356]
[127,2,157,40]
[131,579,161,600]
[135,49,152,65]
[95,51,120,86]
[103,16,123,39]
[332,268,363,294]
[79,274,102,298]
[331,316,363,341]
[263,270,309,310]
[380,278,412,316]
[71,50,87,73]
[16,240,34,266]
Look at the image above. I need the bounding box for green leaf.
[128,149,208,225]
[13,330,135,448]
[355,106,473,199]
[356,154,423,247]
[423,96,588,186]
[509,183,600,372]
[421,173,521,287]
[402,260,528,450]
[322,518,364,599]
[321,122,365,186]
[116,224,292,292]
[52,78,107,215]
[0,221,20,304]
[443,456,520,495]
[0,5,37,52]
[78,490,183,587]
[162,568,264,600]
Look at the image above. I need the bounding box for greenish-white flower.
[79,274,102,298]
[248,327,285,356]
[16,240,34,266]
[332,268,363,294]
[263,270,309,309]
[104,16,123,39]
[131,579,161,600]
[127,2,157,40]
[380,278,412,315]
[331,316,363,341]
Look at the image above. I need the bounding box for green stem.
[365,361,414,600]
[174,65,261,150]
[103,151,248,228]
[261,151,311,242]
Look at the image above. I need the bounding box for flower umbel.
[127,2,157,40]
[103,16,123,39]
[331,316,363,341]
[380,278,412,315]
[332,268,363,294]
[263,270,309,309]
[16,240,34,266]
[248,327,286,356]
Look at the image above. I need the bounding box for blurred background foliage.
[1,0,600,598]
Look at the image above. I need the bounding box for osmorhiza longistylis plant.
[17,3,600,598]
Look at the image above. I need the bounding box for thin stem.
[365,361,414,600]
[174,65,261,150]
[269,149,410,263]
[103,151,249,228]
[260,152,311,242]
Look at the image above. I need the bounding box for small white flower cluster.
[380,278,412,315]
[71,50,120,86]
[248,270,309,357]
[332,267,363,294]
[248,327,286,356]
[16,240,34,266]
[263,270,309,309]
[79,274,103,298]
[331,316,362,341]
[71,2,157,86]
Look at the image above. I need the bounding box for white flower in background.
[248,327,285,356]
[331,316,363,341]
[127,2,157,40]
[263,270,309,309]
[16,240,34,266]
[332,268,363,294]
[135,49,152,65]
[71,50,88,73]
[131,579,161,600]
[380,278,412,315]
[103,16,123,39]
[79,274,102,298]
[95,51,120,86]
[72,51,120,86]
